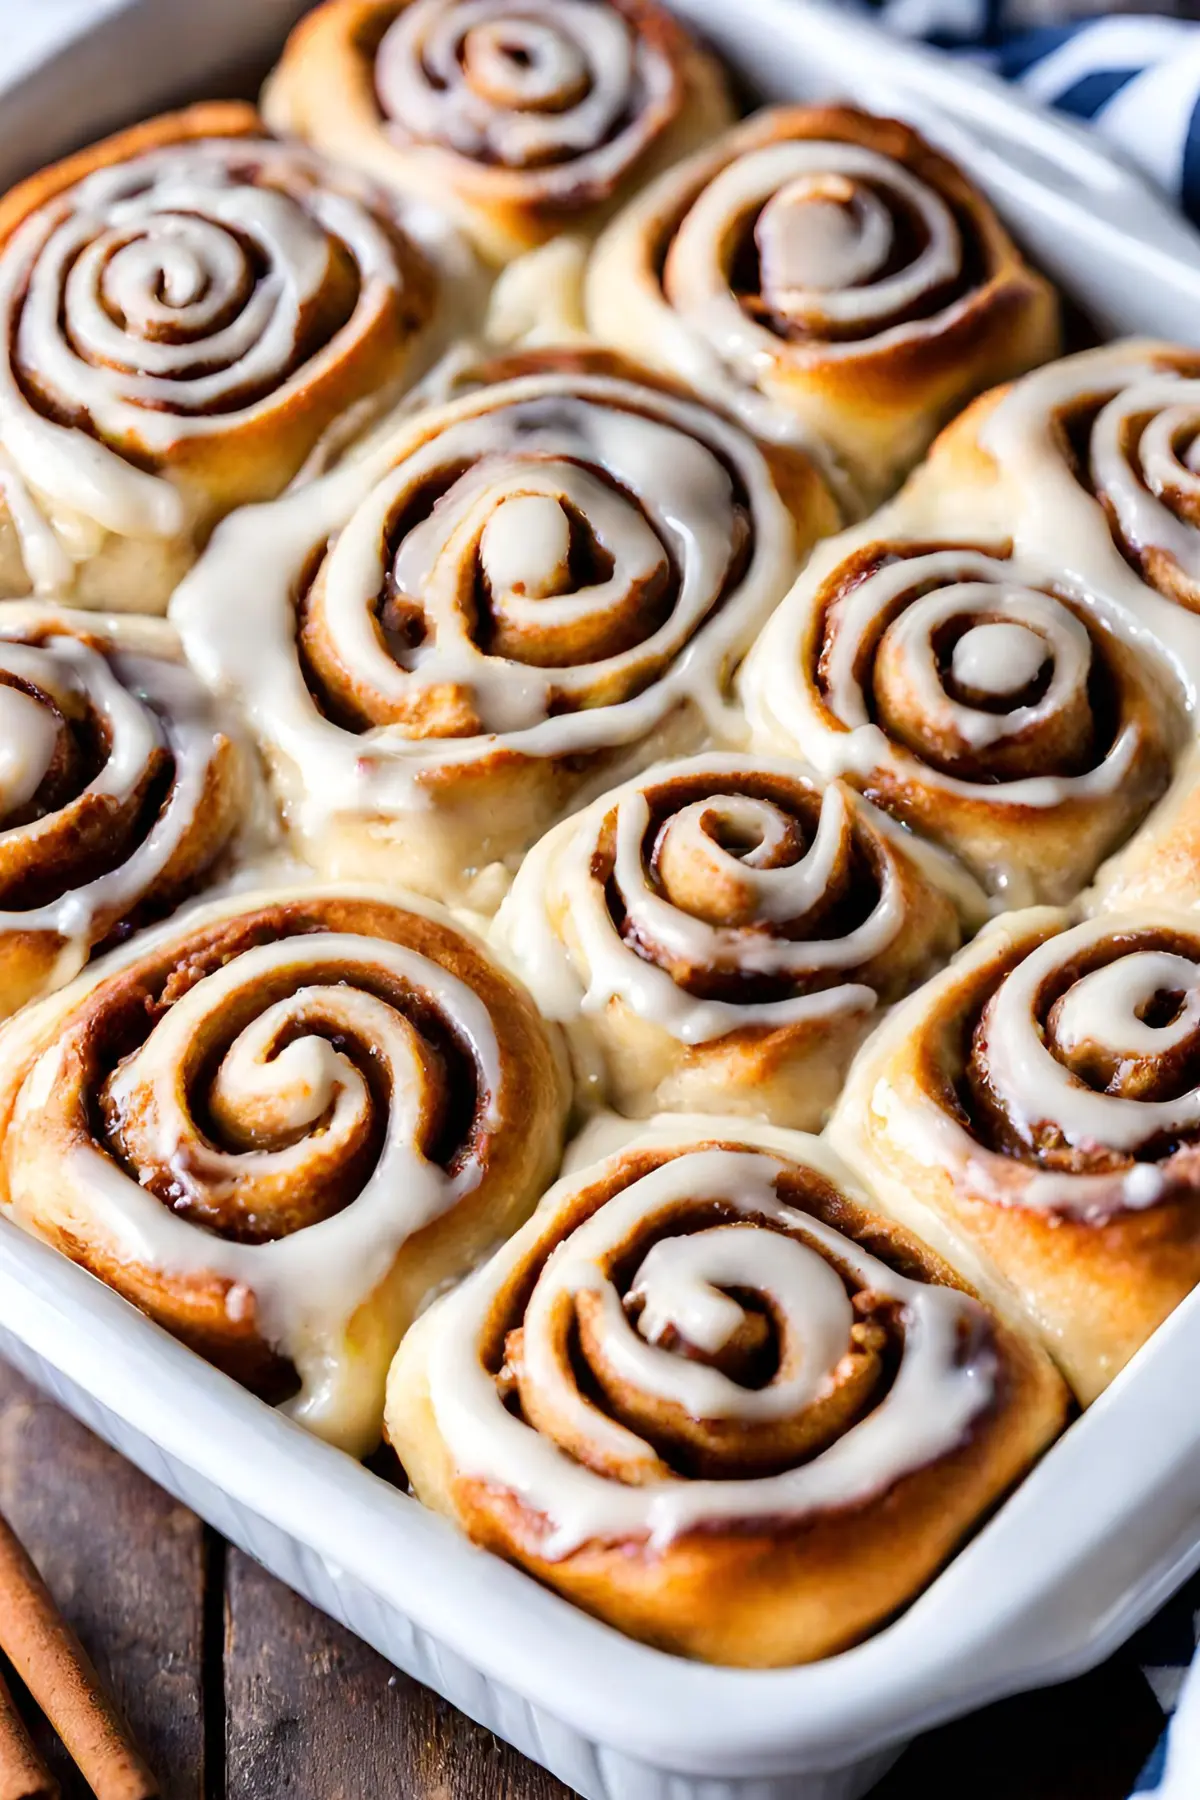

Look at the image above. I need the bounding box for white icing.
[0,133,431,562]
[479,493,572,599]
[494,751,912,1045]
[0,683,60,813]
[951,621,1048,698]
[585,127,985,496]
[37,927,503,1439]
[984,931,1200,1153]
[420,1139,995,1554]
[622,1225,853,1419]
[977,342,1200,704]
[670,138,959,361]
[837,910,1200,1220]
[1092,381,1200,581]
[0,450,74,595]
[756,175,895,303]
[375,0,677,196]
[172,371,797,836]
[0,623,228,951]
[747,546,1137,806]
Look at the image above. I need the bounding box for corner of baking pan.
[1,1214,1198,1782]
[671,0,1200,342]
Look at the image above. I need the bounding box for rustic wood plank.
[0,1362,207,1800]
[878,1651,1164,1798]
[0,1355,1170,1800]
[222,1547,571,1799]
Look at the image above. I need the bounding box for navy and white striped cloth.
[860,6,1200,1793]
[865,2,1200,220]
[1124,1570,1200,1793]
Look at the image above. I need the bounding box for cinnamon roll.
[828,342,1200,908]
[172,350,836,908]
[0,886,570,1455]
[584,106,1060,508]
[494,752,971,1128]
[742,538,1180,905]
[952,341,1200,625]
[385,1115,1067,1665]
[0,602,245,1017]
[831,908,1200,1402]
[0,102,473,612]
[262,0,731,265]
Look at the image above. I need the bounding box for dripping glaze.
[420,1135,995,1556]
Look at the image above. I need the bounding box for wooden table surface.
[0,1358,1165,1800]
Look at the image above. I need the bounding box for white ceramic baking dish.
[4,3,1200,1797]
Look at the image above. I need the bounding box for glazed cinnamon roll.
[262,0,731,265]
[0,102,473,612]
[742,538,1180,905]
[831,908,1200,1402]
[584,106,1060,508]
[386,1115,1067,1665]
[494,752,970,1128]
[950,341,1200,623]
[822,342,1200,907]
[0,886,570,1455]
[173,350,836,908]
[0,602,245,1017]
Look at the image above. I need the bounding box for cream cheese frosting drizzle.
[422,1137,994,1555]
[749,548,1141,808]
[980,924,1200,1156]
[586,128,983,480]
[0,131,447,570]
[22,923,503,1439]
[978,343,1200,702]
[495,752,919,1044]
[172,371,797,836]
[668,141,961,360]
[840,911,1200,1219]
[0,618,233,964]
[374,0,679,195]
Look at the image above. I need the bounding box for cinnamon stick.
[0,1666,55,1800]
[0,1510,156,1800]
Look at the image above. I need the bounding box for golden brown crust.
[437,342,843,539]
[836,343,1200,911]
[174,351,836,908]
[386,1126,1068,1664]
[263,0,733,264]
[586,104,1061,508]
[805,539,1173,899]
[0,605,244,1018]
[0,887,571,1454]
[831,907,1200,1402]
[497,753,966,1127]
[0,104,449,612]
[941,347,1200,610]
[0,102,262,239]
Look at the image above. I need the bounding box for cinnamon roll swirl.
[742,539,1179,905]
[495,752,969,1128]
[0,603,244,1018]
[385,1116,1067,1665]
[0,886,570,1455]
[0,102,472,612]
[831,908,1200,1402]
[584,106,1060,508]
[262,0,731,265]
[856,343,1200,907]
[172,351,836,907]
[956,341,1200,625]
